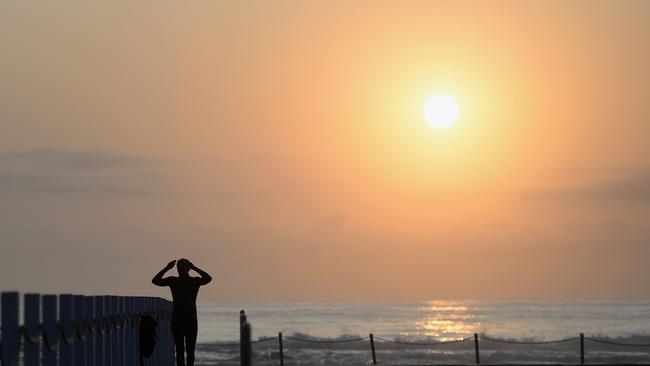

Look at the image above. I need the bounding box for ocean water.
[194,300,650,365]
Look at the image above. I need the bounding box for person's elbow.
[152,278,162,286]
[203,276,213,285]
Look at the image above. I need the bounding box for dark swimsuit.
[168,276,202,366]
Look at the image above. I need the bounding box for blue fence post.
[148,297,156,366]
[156,297,167,365]
[150,297,156,364]
[157,298,163,364]
[95,296,105,366]
[165,300,176,365]
[24,293,40,366]
[43,294,58,366]
[158,298,170,365]
[140,296,151,365]
[118,296,125,366]
[104,295,112,366]
[164,298,172,365]
[133,296,138,366]
[170,300,175,364]
[74,295,85,365]
[85,296,96,366]
[151,297,156,364]
[1,292,20,366]
[110,296,119,366]
[135,297,144,364]
[60,294,75,365]
[153,297,159,366]
[126,296,135,366]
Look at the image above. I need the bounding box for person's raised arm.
[152,260,176,286]
[190,262,212,285]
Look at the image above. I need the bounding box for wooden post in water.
[279,332,285,366]
[369,333,377,365]
[580,333,585,364]
[241,310,252,366]
[474,333,480,364]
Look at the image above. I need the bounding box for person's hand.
[165,260,176,270]
[188,260,196,269]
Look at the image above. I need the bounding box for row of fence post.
[266,332,592,365]
[0,291,175,366]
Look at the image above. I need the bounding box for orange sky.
[1,1,649,300]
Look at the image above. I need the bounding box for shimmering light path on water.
[197,300,650,343]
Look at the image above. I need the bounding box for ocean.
[194,300,650,365]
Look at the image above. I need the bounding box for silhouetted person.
[152,258,212,366]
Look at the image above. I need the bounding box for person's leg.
[172,319,186,366]
[185,316,198,366]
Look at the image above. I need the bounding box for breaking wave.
[195,333,650,365]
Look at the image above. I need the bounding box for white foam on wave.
[195,333,650,365]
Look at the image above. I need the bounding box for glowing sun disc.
[422,94,460,128]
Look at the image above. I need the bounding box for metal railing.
[230,313,650,365]
[0,291,174,366]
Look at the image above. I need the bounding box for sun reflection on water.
[413,300,481,341]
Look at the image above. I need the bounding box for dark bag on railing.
[139,314,158,365]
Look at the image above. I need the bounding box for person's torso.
[169,276,200,313]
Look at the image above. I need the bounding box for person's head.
[177,258,191,276]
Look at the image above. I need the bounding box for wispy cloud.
[524,167,650,203]
[0,147,164,197]
[0,147,152,171]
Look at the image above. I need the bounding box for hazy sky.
[1,1,649,301]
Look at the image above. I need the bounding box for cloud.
[0,147,164,197]
[524,167,650,203]
[0,147,152,170]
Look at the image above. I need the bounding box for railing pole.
[43,294,58,366]
[474,333,480,364]
[580,333,585,364]
[24,293,40,366]
[370,333,377,365]
[279,332,284,366]
[1,292,19,366]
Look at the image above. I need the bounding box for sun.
[422,93,460,128]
